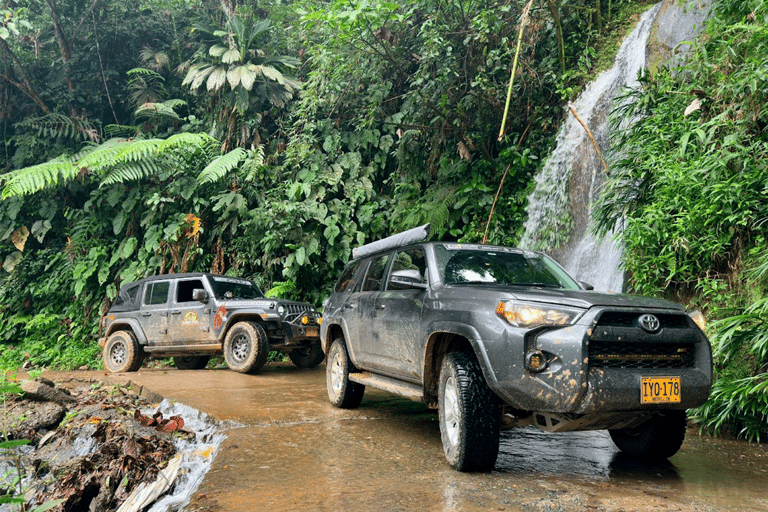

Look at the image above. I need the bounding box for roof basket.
[352,224,430,260]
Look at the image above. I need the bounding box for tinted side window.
[388,248,427,289]
[335,260,365,293]
[177,279,205,303]
[144,281,170,306]
[114,283,140,307]
[362,255,390,291]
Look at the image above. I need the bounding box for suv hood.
[508,288,684,311]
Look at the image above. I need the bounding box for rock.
[4,401,66,436]
[21,380,76,404]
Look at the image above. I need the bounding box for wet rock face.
[648,0,712,70]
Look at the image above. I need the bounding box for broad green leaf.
[3,251,23,272]
[227,66,243,89]
[222,48,241,64]
[206,67,227,91]
[209,45,227,57]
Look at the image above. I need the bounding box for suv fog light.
[301,315,309,325]
[526,350,548,373]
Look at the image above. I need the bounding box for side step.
[348,372,425,402]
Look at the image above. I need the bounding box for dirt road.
[103,363,767,512]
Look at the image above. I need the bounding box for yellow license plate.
[305,328,319,337]
[641,376,681,404]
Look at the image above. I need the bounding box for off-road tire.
[173,355,211,370]
[438,351,500,472]
[288,341,325,368]
[326,337,365,408]
[223,321,269,374]
[609,410,687,460]
[103,331,143,373]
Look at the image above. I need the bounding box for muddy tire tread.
[326,337,365,409]
[103,330,143,373]
[173,355,211,370]
[288,341,325,368]
[439,351,500,472]
[223,321,269,374]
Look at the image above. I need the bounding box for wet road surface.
[107,363,767,512]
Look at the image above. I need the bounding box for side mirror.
[580,282,594,291]
[192,289,209,303]
[389,269,427,290]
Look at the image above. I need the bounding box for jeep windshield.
[435,244,580,289]
[209,276,264,300]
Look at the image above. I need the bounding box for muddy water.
[109,364,767,512]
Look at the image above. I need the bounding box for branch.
[0,38,51,113]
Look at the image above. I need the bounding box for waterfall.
[519,3,663,293]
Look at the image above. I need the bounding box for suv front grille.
[588,341,696,369]
[596,311,689,329]
[284,304,309,315]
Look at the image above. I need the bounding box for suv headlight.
[687,310,706,331]
[496,300,583,328]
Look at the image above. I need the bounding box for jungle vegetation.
[0,0,766,440]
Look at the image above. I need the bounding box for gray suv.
[320,225,712,471]
[101,273,322,373]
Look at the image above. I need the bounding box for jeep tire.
[173,355,211,370]
[103,331,143,373]
[224,321,269,374]
[289,341,325,368]
[438,352,500,472]
[327,337,365,408]
[609,410,687,460]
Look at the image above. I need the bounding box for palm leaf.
[1,157,76,199]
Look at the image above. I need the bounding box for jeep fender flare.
[422,321,497,401]
[219,312,268,340]
[104,318,148,345]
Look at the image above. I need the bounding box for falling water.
[519,3,663,293]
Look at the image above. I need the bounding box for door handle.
[376,304,386,310]
[171,310,181,315]
[344,304,355,309]
[141,312,151,317]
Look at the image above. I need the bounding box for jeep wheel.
[289,342,325,368]
[327,337,365,408]
[173,355,211,370]
[224,321,269,374]
[438,352,500,472]
[103,331,143,373]
[609,410,687,460]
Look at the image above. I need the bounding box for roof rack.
[352,224,430,259]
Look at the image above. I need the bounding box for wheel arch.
[423,330,477,406]
[105,319,147,345]
[323,323,346,354]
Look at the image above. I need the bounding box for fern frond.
[15,113,98,141]
[198,148,247,184]
[136,103,182,121]
[1,157,77,199]
[104,125,139,138]
[127,67,165,79]
[100,161,166,186]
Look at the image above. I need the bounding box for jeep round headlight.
[277,305,285,315]
[496,300,583,328]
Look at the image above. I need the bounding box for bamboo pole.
[497,0,535,142]
[568,102,608,171]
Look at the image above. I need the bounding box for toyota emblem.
[638,314,661,333]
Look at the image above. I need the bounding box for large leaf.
[227,66,243,89]
[239,65,256,90]
[222,48,242,64]
[206,67,227,91]
[11,226,29,251]
[209,44,227,57]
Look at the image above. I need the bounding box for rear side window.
[335,260,365,293]
[114,283,140,307]
[144,281,170,306]
[362,254,390,291]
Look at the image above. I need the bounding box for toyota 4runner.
[320,225,712,471]
[100,273,322,373]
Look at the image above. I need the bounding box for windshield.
[209,276,264,300]
[435,244,580,289]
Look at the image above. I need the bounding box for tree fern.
[15,113,99,142]
[2,133,220,197]
[197,148,247,184]
[1,157,77,199]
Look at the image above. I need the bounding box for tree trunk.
[0,38,51,114]
[547,0,565,75]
